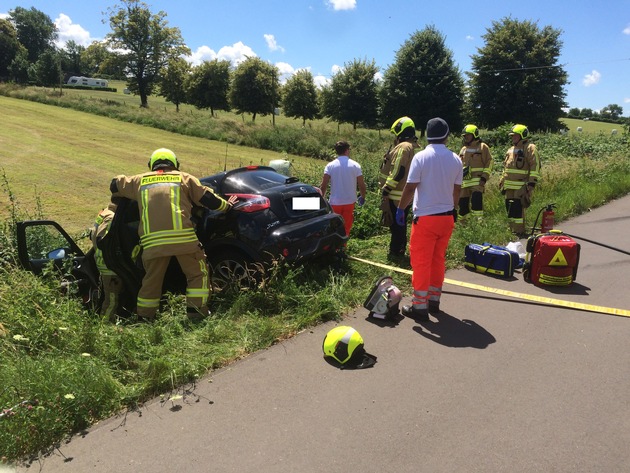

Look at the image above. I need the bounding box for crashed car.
[16,165,348,314]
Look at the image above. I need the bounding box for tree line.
[1,1,626,132]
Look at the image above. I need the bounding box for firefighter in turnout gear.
[381,116,417,257]
[110,148,237,321]
[458,124,492,219]
[90,202,123,320]
[499,124,541,236]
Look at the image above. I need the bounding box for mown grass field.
[1,95,329,234]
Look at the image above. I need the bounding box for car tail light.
[228,193,270,213]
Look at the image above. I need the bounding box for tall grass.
[0,86,628,464]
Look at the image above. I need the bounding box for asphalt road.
[16,194,630,473]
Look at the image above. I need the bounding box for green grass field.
[1,95,316,234]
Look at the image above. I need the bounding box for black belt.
[413,210,454,224]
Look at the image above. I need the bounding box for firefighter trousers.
[100,275,123,320]
[409,215,454,310]
[137,247,209,319]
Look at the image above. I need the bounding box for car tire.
[208,250,260,292]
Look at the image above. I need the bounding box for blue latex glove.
[357,196,365,207]
[395,207,405,226]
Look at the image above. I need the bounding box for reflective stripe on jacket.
[500,142,541,191]
[112,170,230,258]
[458,140,493,189]
[382,141,415,202]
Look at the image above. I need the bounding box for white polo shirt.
[407,144,463,217]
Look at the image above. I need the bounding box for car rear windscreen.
[223,170,293,193]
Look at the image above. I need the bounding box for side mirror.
[47,248,70,260]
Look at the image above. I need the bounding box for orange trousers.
[409,215,455,309]
[331,203,355,238]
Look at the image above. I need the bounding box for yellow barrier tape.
[348,255,630,318]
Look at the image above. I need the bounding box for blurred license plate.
[292,197,320,210]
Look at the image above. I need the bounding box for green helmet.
[461,124,480,140]
[148,148,179,170]
[390,116,416,140]
[509,124,530,140]
[322,326,364,364]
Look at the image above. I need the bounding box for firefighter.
[90,202,123,320]
[110,148,237,321]
[458,124,492,219]
[381,116,418,258]
[499,124,541,237]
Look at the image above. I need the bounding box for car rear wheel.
[208,250,260,292]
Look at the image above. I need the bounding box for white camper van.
[66,76,109,87]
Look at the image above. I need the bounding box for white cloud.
[264,34,285,52]
[275,61,295,83]
[326,0,357,11]
[331,64,342,74]
[466,35,474,41]
[582,70,601,87]
[623,24,630,35]
[0,13,9,20]
[217,42,257,66]
[54,14,94,47]
[624,98,630,103]
[189,46,218,66]
[314,74,330,88]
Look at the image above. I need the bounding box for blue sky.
[2,0,629,115]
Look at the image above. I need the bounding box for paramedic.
[396,118,462,321]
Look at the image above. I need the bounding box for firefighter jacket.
[111,170,231,259]
[382,140,415,203]
[500,141,541,192]
[458,140,492,190]
[90,205,116,276]
[378,146,393,189]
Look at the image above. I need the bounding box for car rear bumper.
[265,214,348,261]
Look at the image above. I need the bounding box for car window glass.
[24,224,73,260]
[223,170,286,193]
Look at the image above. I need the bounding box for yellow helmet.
[509,124,530,140]
[390,116,416,140]
[322,326,364,364]
[461,124,480,140]
[148,148,179,170]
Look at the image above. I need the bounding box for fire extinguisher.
[540,204,555,233]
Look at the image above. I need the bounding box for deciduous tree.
[325,58,379,129]
[467,17,567,131]
[282,70,319,126]
[8,6,57,63]
[106,0,190,107]
[158,57,190,112]
[187,59,231,117]
[230,57,279,122]
[380,26,464,135]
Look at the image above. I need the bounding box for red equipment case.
[523,231,581,286]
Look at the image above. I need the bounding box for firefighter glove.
[395,208,405,226]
